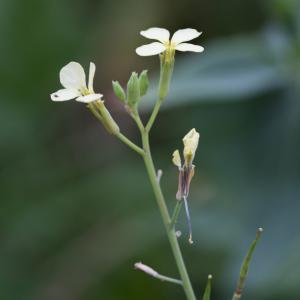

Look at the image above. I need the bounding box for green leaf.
[232,228,263,300]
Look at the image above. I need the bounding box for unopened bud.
[139,70,149,96]
[134,262,158,277]
[127,72,140,108]
[183,128,200,166]
[112,81,126,103]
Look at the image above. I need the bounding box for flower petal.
[171,29,201,44]
[76,93,103,103]
[172,150,182,168]
[88,62,96,93]
[140,27,170,43]
[183,128,200,165]
[175,43,204,52]
[136,42,166,56]
[50,88,81,101]
[60,61,87,90]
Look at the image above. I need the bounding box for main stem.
[141,130,196,300]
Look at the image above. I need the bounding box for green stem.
[131,109,145,133]
[131,55,194,298]
[145,98,163,132]
[170,200,183,229]
[156,274,183,286]
[135,262,182,285]
[88,104,143,156]
[145,59,174,132]
[141,131,196,300]
[115,132,144,156]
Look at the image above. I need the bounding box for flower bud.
[139,70,149,96]
[112,81,126,103]
[183,128,200,167]
[134,262,158,277]
[127,72,140,108]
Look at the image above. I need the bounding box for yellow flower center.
[163,41,176,63]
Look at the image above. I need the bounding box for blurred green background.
[1,0,300,299]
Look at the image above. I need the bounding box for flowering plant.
[50,27,262,300]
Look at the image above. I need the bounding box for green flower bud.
[139,70,149,97]
[127,72,140,108]
[112,81,126,103]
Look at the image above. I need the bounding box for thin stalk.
[146,98,163,132]
[157,274,183,285]
[170,200,183,229]
[141,131,196,300]
[115,132,144,156]
[146,59,174,132]
[132,54,194,298]
[135,261,182,285]
[131,109,145,132]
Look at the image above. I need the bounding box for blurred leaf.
[141,32,293,110]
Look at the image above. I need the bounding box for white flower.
[50,61,103,103]
[136,27,204,56]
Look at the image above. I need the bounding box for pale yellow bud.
[183,128,200,166]
[172,150,182,168]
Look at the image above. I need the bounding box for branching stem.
[126,57,196,299]
[140,125,196,300]
[115,132,144,156]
